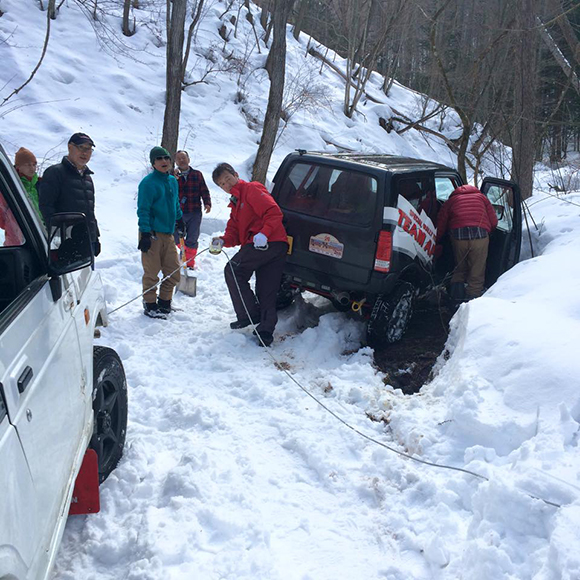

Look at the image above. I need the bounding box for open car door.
[480,177,522,286]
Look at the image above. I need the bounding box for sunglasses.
[73,144,94,153]
[156,155,171,161]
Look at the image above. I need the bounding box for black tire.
[90,346,128,483]
[367,282,415,346]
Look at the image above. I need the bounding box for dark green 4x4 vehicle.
[271,151,522,346]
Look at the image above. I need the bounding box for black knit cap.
[69,132,95,147]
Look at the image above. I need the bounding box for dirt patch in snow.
[373,301,453,395]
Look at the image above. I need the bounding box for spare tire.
[367,282,414,346]
[90,346,128,483]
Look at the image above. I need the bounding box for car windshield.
[278,162,378,226]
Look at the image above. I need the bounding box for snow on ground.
[2,1,580,578]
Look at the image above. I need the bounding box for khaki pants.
[141,232,180,303]
[450,236,489,299]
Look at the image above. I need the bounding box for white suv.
[0,144,127,580]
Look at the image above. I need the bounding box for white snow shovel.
[177,237,197,297]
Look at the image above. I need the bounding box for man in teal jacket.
[137,146,185,319]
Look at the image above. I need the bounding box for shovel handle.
[179,237,188,267]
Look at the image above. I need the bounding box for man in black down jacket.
[40,132,101,256]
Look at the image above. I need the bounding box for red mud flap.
[69,449,100,515]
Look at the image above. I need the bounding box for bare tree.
[259,0,271,30]
[510,0,537,200]
[251,0,295,183]
[292,0,310,41]
[162,0,187,156]
[1,0,55,106]
[122,0,136,37]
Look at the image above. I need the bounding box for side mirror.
[47,213,94,276]
[491,203,505,221]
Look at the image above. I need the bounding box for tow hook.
[351,298,366,314]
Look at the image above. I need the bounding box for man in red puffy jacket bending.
[211,163,288,347]
[436,184,498,300]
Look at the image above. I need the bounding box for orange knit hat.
[14,147,37,166]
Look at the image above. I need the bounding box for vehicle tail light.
[374,230,392,272]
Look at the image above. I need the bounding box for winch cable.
[106,245,562,508]
[219,249,562,509]
[107,248,209,316]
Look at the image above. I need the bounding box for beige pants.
[141,232,180,303]
[451,236,489,298]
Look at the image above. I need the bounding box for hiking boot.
[157,298,172,314]
[230,316,260,329]
[143,302,167,319]
[254,330,273,347]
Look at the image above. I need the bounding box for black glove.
[138,232,152,253]
[93,240,101,257]
[175,217,186,238]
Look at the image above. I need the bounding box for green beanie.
[150,146,170,166]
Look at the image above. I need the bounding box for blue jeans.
[174,211,202,249]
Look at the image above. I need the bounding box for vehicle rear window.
[397,177,438,224]
[278,162,377,226]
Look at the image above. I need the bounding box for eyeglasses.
[73,144,94,153]
[155,156,171,161]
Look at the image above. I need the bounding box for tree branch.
[1,0,54,106]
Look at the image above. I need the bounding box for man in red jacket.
[436,184,498,300]
[211,163,288,347]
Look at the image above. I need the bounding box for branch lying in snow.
[387,108,478,172]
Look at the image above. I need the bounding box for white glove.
[210,237,224,255]
[253,232,268,248]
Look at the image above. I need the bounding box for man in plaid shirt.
[173,150,212,269]
[436,184,498,300]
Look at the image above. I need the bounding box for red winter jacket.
[222,180,287,247]
[436,185,498,240]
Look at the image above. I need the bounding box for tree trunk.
[511,0,537,200]
[122,0,134,36]
[260,0,270,30]
[252,0,295,183]
[292,0,309,41]
[162,0,187,156]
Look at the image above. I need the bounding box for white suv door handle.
[63,288,75,311]
[17,366,33,394]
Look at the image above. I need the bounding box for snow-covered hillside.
[1,1,580,579]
